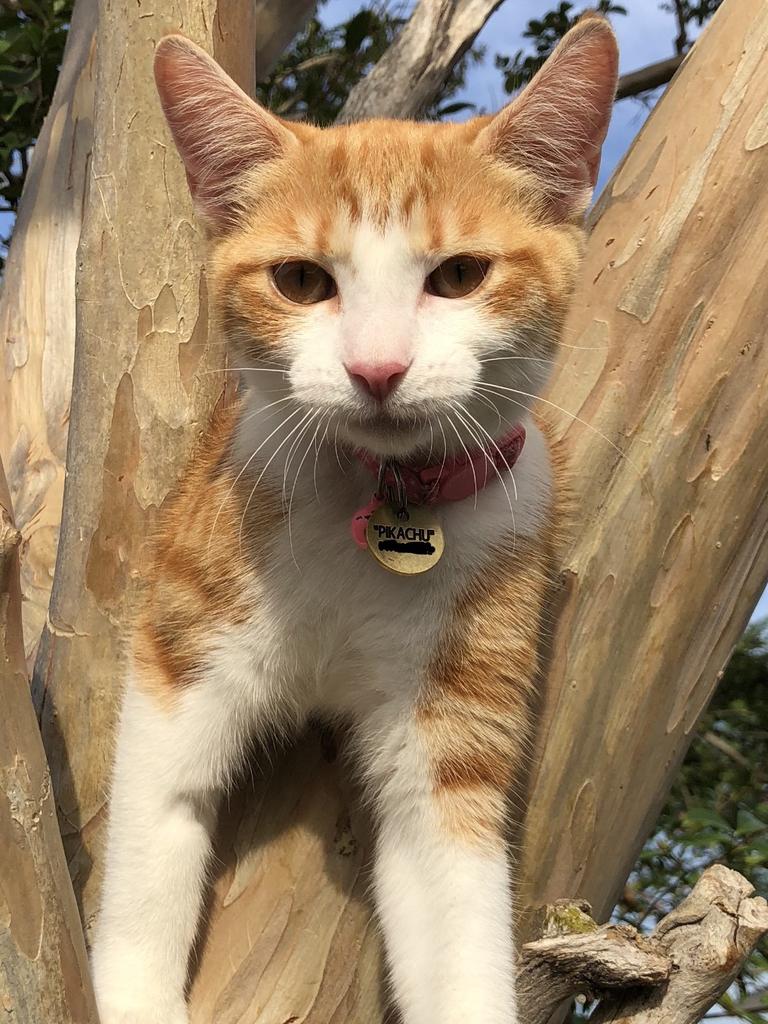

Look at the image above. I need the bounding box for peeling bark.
[0,0,315,663]
[0,461,97,1023]
[520,0,768,926]
[32,0,258,935]
[0,0,96,661]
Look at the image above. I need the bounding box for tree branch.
[616,54,685,100]
[337,0,504,123]
[517,867,768,1024]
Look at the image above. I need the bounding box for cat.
[91,15,618,1024]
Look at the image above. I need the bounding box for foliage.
[494,0,724,96]
[255,1,482,125]
[660,0,725,52]
[614,619,768,1021]
[0,0,72,219]
[495,1,627,96]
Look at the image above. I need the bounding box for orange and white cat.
[91,18,617,1024]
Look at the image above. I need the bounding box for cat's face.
[155,21,617,458]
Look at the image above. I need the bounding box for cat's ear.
[476,15,618,221]
[154,35,299,228]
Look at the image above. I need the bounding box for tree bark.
[0,0,315,664]
[0,460,98,1023]
[31,0,259,934]
[519,0,768,927]
[337,0,505,123]
[519,866,768,1024]
[0,0,96,662]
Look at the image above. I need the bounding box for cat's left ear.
[475,15,618,221]
[154,35,302,229]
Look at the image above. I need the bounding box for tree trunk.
[0,0,96,662]
[14,0,767,1020]
[31,0,260,935]
[0,459,97,1023]
[519,0,768,926]
[0,0,314,664]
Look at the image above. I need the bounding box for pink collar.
[351,423,525,549]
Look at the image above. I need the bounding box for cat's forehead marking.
[303,121,467,232]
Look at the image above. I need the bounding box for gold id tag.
[366,505,444,575]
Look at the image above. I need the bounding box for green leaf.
[736,809,765,836]
[682,807,732,831]
[1,64,40,86]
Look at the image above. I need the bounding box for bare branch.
[337,0,505,123]
[616,54,685,100]
[518,867,768,1024]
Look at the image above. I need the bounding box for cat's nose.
[345,360,411,402]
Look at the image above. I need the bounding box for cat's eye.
[426,255,490,299]
[272,261,337,305]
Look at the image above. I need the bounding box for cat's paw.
[95,1000,189,1024]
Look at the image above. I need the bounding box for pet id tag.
[366,504,444,575]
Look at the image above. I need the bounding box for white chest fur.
[204,412,553,721]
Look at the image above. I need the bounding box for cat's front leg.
[91,665,276,1024]
[364,697,526,1024]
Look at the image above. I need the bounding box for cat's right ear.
[154,35,299,229]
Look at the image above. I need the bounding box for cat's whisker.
[239,408,315,555]
[282,408,318,506]
[473,391,504,431]
[313,412,333,500]
[237,395,294,429]
[287,410,325,568]
[444,412,479,510]
[426,419,435,464]
[201,366,290,374]
[479,355,557,365]
[332,418,345,474]
[477,381,638,473]
[206,403,302,559]
[436,415,449,482]
[453,401,519,513]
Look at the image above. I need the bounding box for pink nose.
[345,360,410,402]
